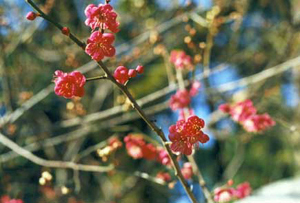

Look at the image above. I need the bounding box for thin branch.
[187,156,215,203]
[86,75,107,82]
[25,1,198,202]
[0,132,113,172]
[25,0,86,49]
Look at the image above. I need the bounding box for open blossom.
[156,172,171,182]
[214,181,252,202]
[124,134,145,159]
[189,81,201,96]
[53,70,86,99]
[85,31,115,61]
[222,99,257,122]
[214,187,236,202]
[1,196,23,203]
[108,136,123,149]
[84,4,119,33]
[169,89,191,110]
[169,50,193,70]
[168,115,209,155]
[219,99,275,133]
[124,134,157,160]
[157,148,171,166]
[142,143,157,160]
[235,182,252,199]
[243,113,275,132]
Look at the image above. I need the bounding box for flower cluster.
[84,3,118,61]
[156,172,172,182]
[214,181,251,202]
[97,136,122,161]
[170,50,193,70]
[169,90,191,110]
[124,134,171,166]
[0,196,23,203]
[169,81,201,111]
[114,65,144,84]
[168,115,209,155]
[53,70,86,99]
[219,99,275,132]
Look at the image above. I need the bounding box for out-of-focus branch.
[0,132,113,172]
[187,156,215,203]
[209,56,300,93]
[0,102,168,163]
[221,142,245,181]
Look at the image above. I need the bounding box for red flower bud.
[61,27,70,36]
[114,66,129,84]
[136,65,144,74]
[128,69,137,78]
[26,12,37,21]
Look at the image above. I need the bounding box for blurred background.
[1,0,300,202]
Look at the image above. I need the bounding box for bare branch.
[0,132,113,172]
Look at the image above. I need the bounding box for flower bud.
[128,69,137,78]
[136,65,144,74]
[61,27,70,36]
[26,12,37,21]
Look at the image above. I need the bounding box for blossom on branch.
[157,148,171,166]
[219,99,275,133]
[156,172,172,182]
[169,89,191,110]
[53,70,86,99]
[168,115,209,155]
[124,134,157,160]
[213,181,252,203]
[85,31,116,61]
[85,4,119,33]
[0,195,24,203]
[169,50,193,70]
[26,12,37,21]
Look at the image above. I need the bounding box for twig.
[0,132,113,172]
[86,75,107,82]
[25,0,198,202]
[187,156,215,203]
[25,0,86,49]
[221,142,245,181]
